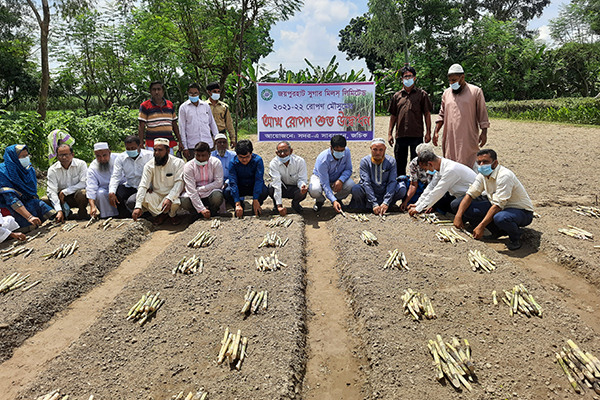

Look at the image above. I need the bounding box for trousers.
[308,175,355,203]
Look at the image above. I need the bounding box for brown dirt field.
[1,116,599,400]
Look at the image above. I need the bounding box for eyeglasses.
[57,153,71,158]
[276,149,290,156]
[403,75,415,79]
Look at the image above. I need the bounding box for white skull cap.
[448,64,464,74]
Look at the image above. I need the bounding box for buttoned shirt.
[466,165,534,211]
[269,154,308,205]
[182,157,224,212]
[179,100,219,149]
[87,153,119,200]
[408,157,432,186]
[388,87,433,138]
[47,158,88,211]
[109,149,154,193]
[228,153,265,203]
[313,148,353,203]
[211,149,236,183]
[138,98,178,145]
[415,157,476,212]
[135,155,185,209]
[358,155,398,206]
[206,100,236,143]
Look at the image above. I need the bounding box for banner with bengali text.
[257,82,375,142]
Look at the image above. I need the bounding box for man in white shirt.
[408,150,476,216]
[180,141,224,219]
[45,144,88,222]
[132,138,185,225]
[268,141,308,215]
[179,82,219,160]
[0,214,24,243]
[109,136,154,216]
[87,142,120,219]
[453,149,534,250]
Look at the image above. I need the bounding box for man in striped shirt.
[138,81,182,154]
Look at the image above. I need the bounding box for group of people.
[0,64,534,251]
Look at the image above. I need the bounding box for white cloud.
[537,25,551,41]
[261,0,369,76]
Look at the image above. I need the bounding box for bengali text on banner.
[257,82,375,142]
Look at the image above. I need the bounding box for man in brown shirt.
[205,82,237,149]
[388,66,433,176]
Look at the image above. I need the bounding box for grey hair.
[277,141,292,149]
[417,150,439,165]
[416,142,434,155]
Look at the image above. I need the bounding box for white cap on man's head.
[371,137,387,147]
[93,142,109,151]
[448,64,464,74]
[154,138,170,147]
[214,133,228,141]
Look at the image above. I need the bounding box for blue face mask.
[126,149,139,158]
[478,164,494,176]
[211,93,220,101]
[19,156,31,168]
[403,78,414,87]
[189,95,200,103]
[426,169,437,175]
[333,150,345,159]
[450,82,461,90]
[279,155,291,164]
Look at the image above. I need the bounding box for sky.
[260,0,569,76]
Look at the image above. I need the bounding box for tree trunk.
[38,0,50,120]
[235,0,248,134]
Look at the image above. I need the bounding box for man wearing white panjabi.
[0,213,24,243]
[132,138,185,225]
[87,142,121,219]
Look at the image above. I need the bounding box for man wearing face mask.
[180,141,224,219]
[452,149,534,251]
[309,134,355,213]
[387,66,433,176]
[433,64,490,169]
[109,136,154,216]
[350,138,406,215]
[211,133,236,185]
[206,82,237,149]
[268,141,308,216]
[86,143,120,219]
[407,150,476,217]
[132,138,185,225]
[179,83,219,160]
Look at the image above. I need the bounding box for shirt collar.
[150,98,166,107]
[487,164,501,180]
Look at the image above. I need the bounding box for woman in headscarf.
[0,144,56,230]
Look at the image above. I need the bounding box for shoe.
[152,213,169,226]
[483,232,501,240]
[292,203,304,214]
[507,240,522,251]
[313,201,324,212]
[170,216,181,225]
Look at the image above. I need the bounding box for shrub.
[486,97,600,125]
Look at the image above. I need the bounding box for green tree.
[549,1,599,45]
[24,0,93,120]
[338,14,387,72]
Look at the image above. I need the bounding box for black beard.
[452,85,464,94]
[155,154,169,166]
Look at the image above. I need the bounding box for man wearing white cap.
[132,138,185,225]
[45,143,88,222]
[0,214,24,243]
[211,133,236,185]
[349,138,406,215]
[433,63,490,169]
[87,142,120,219]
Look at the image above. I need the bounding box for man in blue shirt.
[223,139,269,217]
[211,133,236,184]
[308,134,355,213]
[349,138,407,215]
